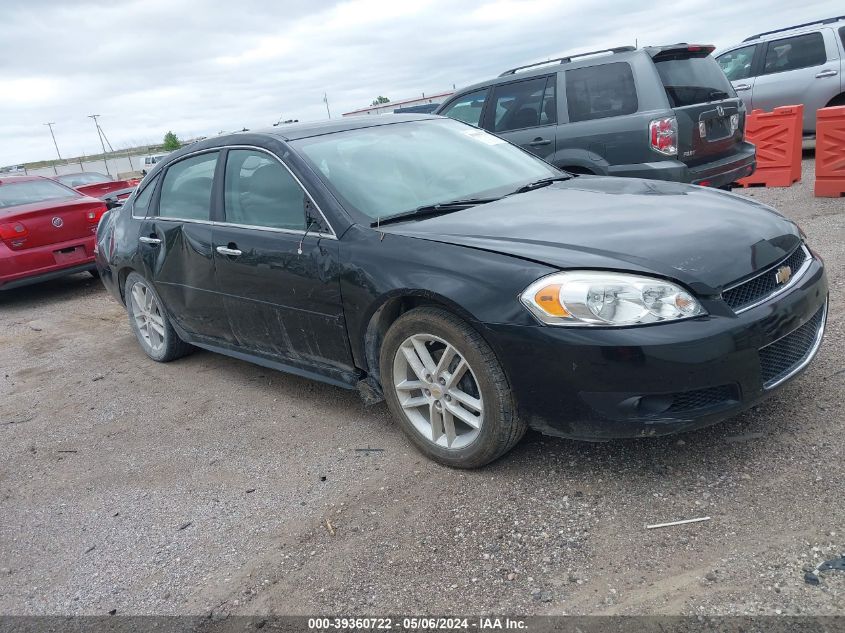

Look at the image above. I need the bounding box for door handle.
[528,138,552,147]
[139,236,161,245]
[734,84,751,91]
[815,69,838,78]
[216,246,242,257]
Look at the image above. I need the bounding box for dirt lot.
[0,159,843,617]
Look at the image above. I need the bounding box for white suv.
[717,16,845,135]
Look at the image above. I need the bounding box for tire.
[379,306,525,468]
[124,272,192,362]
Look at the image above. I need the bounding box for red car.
[0,175,108,290]
[52,172,139,200]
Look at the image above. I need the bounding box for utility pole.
[44,122,62,175]
[88,114,111,176]
[323,93,331,119]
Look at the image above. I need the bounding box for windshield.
[56,172,111,187]
[0,180,79,211]
[291,118,558,220]
[654,55,736,108]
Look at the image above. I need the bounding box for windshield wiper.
[371,198,498,227]
[507,175,574,196]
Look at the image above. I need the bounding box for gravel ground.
[0,158,843,617]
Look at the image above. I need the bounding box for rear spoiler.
[647,44,716,62]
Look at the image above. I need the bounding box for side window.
[223,149,306,231]
[840,26,845,50]
[566,62,638,123]
[717,45,757,81]
[439,89,488,127]
[762,32,826,75]
[490,76,556,133]
[131,174,159,217]
[158,152,218,221]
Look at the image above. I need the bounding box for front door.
[483,75,557,161]
[717,44,759,113]
[211,148,354,374]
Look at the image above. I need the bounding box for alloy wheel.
[392,333,484,449]
[130,281,166,353]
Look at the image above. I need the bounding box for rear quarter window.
[565,62,638,123]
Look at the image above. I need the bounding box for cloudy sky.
[0,0,840,165]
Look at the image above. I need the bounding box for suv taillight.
[649,117,678,156]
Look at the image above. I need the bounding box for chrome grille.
[722,246,809,312]
[759,303,826,389]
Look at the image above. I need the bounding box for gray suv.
[716,16,845,135]
[435,45,756,188]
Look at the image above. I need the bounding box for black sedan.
[95,115,828,468]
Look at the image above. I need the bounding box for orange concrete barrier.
[737,105,803,188]
[815,105,845,198]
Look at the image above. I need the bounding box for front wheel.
[124,272,192,362]
[380,307,525,468]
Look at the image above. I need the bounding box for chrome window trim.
[722,245,812,314]
[761,299,827,390]
[141,145,338,238]
[152,216,336,240]
[221,145,338,238]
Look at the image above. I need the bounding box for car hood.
[379,176,801,294]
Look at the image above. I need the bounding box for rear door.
[652,48,745,167]
[716,44,760,112]
[212,147,353,373]
[751,31,839,133]
[481,76,557,160]
[137,150,228,339]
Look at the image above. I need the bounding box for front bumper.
[481,257,827,440]
[606,141,756,188]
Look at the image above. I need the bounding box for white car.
[140,153,168,175]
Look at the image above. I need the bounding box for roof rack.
[498,46,636,76]
[742,16,845,42]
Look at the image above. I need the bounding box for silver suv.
[717,16,845,135]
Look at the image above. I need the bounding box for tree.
[162,131,181,151]
[370,96,390,106]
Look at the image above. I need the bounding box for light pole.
[323,93,331,119]
[44,122,62,175]
[88,114,110,176]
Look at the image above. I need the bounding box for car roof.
[444,47,647,96]
[265,113,440,140]
[737,15,845,45]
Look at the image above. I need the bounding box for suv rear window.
[654,55,735,107]
[565,62,638,122]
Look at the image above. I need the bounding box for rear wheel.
[124,272,192,362]
[380,307,525,468]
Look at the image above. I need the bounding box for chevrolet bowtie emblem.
[775,265,792,285]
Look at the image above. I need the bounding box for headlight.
[520,271,705,326]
